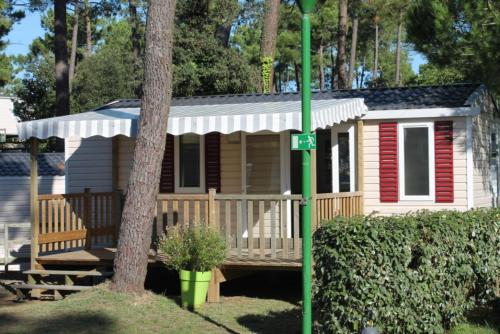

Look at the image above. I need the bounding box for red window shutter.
[434,121,454,203]
[379,122,398,202]
[159,134,174,193]
[205,132,221,193]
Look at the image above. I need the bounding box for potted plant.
[158,225,227,309]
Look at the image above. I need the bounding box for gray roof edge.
[95,83,483,111]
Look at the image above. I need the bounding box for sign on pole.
[291,133,316,150]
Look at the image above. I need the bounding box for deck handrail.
[34,189,363,262]
[214,194,303,201]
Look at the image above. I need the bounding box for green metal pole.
[301,12,312,334]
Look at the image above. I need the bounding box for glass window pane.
[180,134,200,188]
[338,133,350,192]
[246,135,280,194]
[404,127,429,196]
[317,130,332,193]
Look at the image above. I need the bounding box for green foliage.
[71,20,141,113]
[411,64,466,86]
[406,0,500,91]
[260,56,273,94]
[158,225,228,272]
[173,26,258,96]
[313,209,499,334]
[13,54,55,121]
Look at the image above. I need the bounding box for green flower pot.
[179,269,212,309]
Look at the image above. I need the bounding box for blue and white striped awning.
[17,98,367,139]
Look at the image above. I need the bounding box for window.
[338,133,350,192]
[175,134,204,193]
[245,134,280,194]
[332,124,356,193]
[398,123,435,200]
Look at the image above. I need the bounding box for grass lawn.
[0,284,301,334]
[0,284,498,333]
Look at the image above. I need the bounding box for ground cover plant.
[313,209,499,334]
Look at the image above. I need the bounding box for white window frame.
[398,122,435,201]
[174,134,205,194]
[331,124,356,193]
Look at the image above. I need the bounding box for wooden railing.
[36,189,122,255]
[155,191,364,261]
[34,189,362,261]
[314,192,364,227]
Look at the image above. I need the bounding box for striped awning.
[17,98,367,139]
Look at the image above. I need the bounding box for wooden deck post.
[112,189,122,245]
[30,138,39,270]
[208,188,216,228]
[84,188,92,249]
[356,120,364,214]
[207,268,221,303]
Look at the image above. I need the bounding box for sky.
[5,9,428,74]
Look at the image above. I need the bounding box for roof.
[0,153,65,177]
[98,83,481,111]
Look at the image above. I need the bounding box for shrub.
[158,225,227,272]
[313,209,499,334]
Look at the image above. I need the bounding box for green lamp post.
[298,0,316,333]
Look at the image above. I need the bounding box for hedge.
[313,209,499,334]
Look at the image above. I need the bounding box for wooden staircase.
[11,269,113,300]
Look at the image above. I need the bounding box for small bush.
[158,225,227,272]
[313,209,499,334]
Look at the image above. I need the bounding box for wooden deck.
[36,247,302,269]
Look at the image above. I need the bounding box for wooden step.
[11,283,92,292]
[23,269,113,277]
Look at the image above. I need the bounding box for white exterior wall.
[117,136,135,191]
[0,176,65,263]
[65,137,113,193]
[471,92,499,207]
[363,117,468,215]
[0,97,17,136]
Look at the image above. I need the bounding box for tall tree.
[112,0,177,293]
[0,0,24,89]
[336,0,348,89]
[348,12,358,88]
[68,0,79,85]
[407,0,500,91]
[260,0,280,93]
[372,14,379,82]
[54,0,69,117]
[84,0,91,56]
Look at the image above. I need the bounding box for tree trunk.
[294,62,301,92]
[55,0,69,118]
[330,46,335,89]
[84,0,92,57]
[373,18,379,83]
[260,0,280,93]
[360,54,366,88]
[129,0,141,60]
[69,2,79,88]
[348,15,358,89]
[395,13,403,86]
[336,0,348,89]
[215,25,231,47]
[318,42,325,90]
[112,0,177,293]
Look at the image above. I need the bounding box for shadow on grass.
[237,308,301,334]
[0,312,115,334]
[464,298,500,330]
[191,311,241,334]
